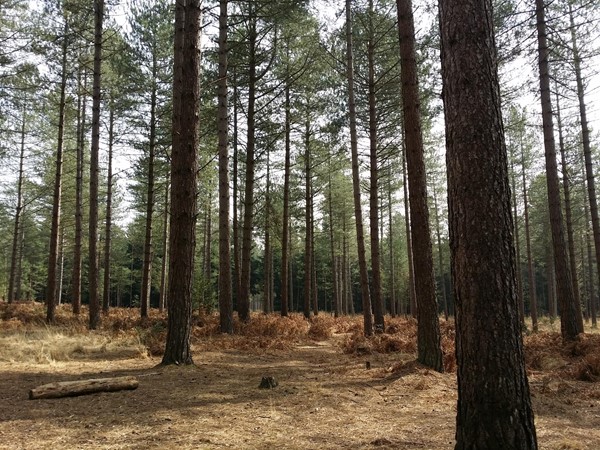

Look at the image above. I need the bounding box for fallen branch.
[29,376,139,400]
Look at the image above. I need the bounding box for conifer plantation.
[1,0,600,448]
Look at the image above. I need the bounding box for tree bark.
[239,11,257,322]
[162,0,201,365]
[398,0,442,370]
[402,147,416,317]
[346,0,372,336]
[281,81,292,317]
[29,377,138,400]
[387,169,397,317]
[88,0,104,330]
[217,0,233,332]
[439,0,538,446]
[534,0,582,340]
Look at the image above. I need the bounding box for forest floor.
[1,303,600,449]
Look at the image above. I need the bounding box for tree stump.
[258,376,278,389]
[29,376,139,400]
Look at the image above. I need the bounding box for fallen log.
[29,376,139,400]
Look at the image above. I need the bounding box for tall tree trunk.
[58,229,65,305]
[556,90,581,325]
[232,67,241,313]
[141,76,158,319]
[311,205,318,315]
[570,5,597,334]
[162,0,201,365]
[439,0,538,445]
[398,0,442,370]
[72,65,86,315]
[346,0,372,335]
[583,176,597,327]
[239,12,257,322]
[217,0,233,332]
[281,81,291,317]
[88,0,104,330]
[263,148,272,315]
[303,111,312,319]
[534,0,582,340]
[8,106,26,304]
[159,172,170,312]
[367,0,384,332]
[46,20,69,324]
[102,105,114,313]
[521,141,538,332]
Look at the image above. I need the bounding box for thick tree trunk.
[439,0,538,446]
[346,0,372,335]
[217,0,233,332]
[162,0,201,365]
[88,0,104,329]
[46,20,69,324]
[103,106,114,314]
[398,0,442,370]
[535,0,582,340]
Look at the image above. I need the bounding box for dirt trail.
[0,336,598,449]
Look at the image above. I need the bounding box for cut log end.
[29,376,139,400]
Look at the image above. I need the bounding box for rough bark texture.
[217,0,233,333]
[397,0,442,370]
[402,148,416,317]
[159,173,169,312]
[88,0,104,330]
[303,114,312,319]
[46,21,69,325]
[162,0,200,366]
[439,0,538,447]
[346,0,372,336]
[535,0,582,340]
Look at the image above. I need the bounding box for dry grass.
[2,302,600,449]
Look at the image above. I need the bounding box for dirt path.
[0,337,598,449]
